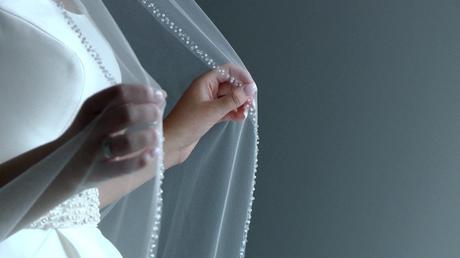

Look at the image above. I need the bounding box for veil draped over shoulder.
[0,0,259,257]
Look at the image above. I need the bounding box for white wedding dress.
[0,0,123,257]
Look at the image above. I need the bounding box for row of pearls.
[52,0,118,86]
[138,1,260,258]
[148,135,165,258]
[239,124,259,258]
[28,188,100,229]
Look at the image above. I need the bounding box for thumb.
[212,83,257,118]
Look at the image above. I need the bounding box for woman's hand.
[60,84,166,188]
[0,84,166,231]
[163,64,257,168]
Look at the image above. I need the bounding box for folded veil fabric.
[0,0,259,257]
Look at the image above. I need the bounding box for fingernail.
[161,89,168,98]
[149,121,159,127]
[154,147,162,156]
[147,146,162,158]
[154,90,164,102]
[243,107,248,119]
[244,83,257,97]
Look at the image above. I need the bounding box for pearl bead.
[28,188,101,229]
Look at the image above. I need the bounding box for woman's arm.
[0,138,66,187]
[0,138,82,238]
[0,84,163,239]
[97,64,257,208]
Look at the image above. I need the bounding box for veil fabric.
[0,0,259,257]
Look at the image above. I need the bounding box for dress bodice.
[0,0,121,163]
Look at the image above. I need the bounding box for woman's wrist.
[163,126,182,170]
[0,138,67,187]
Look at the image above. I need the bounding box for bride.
[0,0,257,257]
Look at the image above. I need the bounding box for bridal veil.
[0,0,259,257]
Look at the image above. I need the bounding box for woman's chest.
[0,0,121,162]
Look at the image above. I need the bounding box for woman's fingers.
[183,63,257,123]
[219,103,248,122]
[83,84,165,114]
[216,82,233,97]
[108,128,158,158]
[211,82,256,120]
[195,63,255,94]
[99,148,156,177]
[198,64,256,121]
[105,84,166,109]
[98,103,161,135]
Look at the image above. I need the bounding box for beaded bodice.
[27,188,101,229]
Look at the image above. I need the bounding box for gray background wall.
[109,0,460,257]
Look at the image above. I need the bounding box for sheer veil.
[0,0,259,257]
